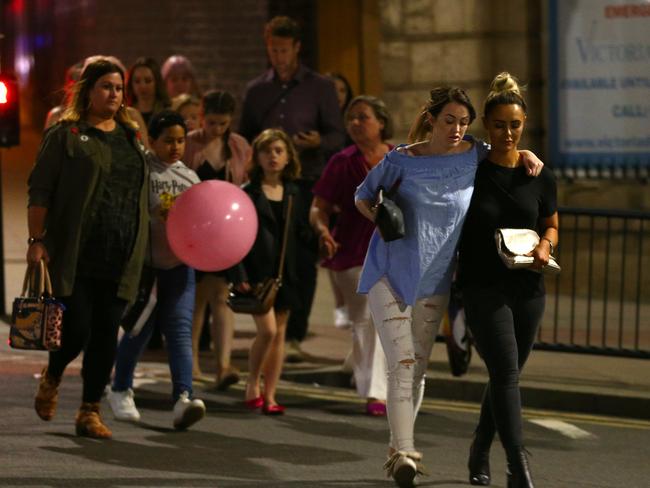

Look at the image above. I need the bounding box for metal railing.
[537,207,650,358]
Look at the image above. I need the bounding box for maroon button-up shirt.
[239,65,345,180]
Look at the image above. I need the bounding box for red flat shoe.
[262,403,285,415]
[244,396,264,410]
[366,401,387,416]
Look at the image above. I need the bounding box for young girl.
[185,90,252,389]
[231,129,304,415]
[126,57,170,126]
[171,93,201,132]
[107,110,206,430]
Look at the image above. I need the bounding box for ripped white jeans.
[368,278,449,452]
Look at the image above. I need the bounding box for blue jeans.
[113,265,195,401]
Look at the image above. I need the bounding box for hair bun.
[489,72,521,97]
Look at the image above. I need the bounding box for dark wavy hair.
[202,90,236,161]
[126,57,170,113]
[345,95,394,141]
[407,86,476,143]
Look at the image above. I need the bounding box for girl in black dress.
[231,129,305,415]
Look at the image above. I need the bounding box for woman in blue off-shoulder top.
[355,86,543,487]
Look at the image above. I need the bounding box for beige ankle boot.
[75,402,112,439]
[34,367,62,421]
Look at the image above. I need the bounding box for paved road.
[1,349,649,488]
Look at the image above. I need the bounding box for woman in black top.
[458,73,559,488]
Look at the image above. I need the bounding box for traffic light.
[0,73,19,147]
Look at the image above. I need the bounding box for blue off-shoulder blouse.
[355,136,489,305]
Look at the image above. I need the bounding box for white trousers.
[368,278,449,452]
[331,267,387,400]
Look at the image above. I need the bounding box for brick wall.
[19,0,272,128]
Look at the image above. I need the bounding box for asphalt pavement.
[1,337,649,488]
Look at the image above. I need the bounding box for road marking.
[270,381,650,431]
[529,419,596,439]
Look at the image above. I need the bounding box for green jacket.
[28,120,149,302]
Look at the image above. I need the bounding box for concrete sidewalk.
[282,320,650,420]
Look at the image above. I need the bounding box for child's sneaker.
[106,388,141,421]
[173,391,205,430]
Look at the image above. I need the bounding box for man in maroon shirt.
[239,16,345,359]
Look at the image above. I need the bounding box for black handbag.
[374,178,404,242]
[228,195,293,314]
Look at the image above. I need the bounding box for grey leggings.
[368,278,448,452]
[463,282,545,450]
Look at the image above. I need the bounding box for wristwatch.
[27,236,44,245]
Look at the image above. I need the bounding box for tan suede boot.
[75,402,112,439]
[34,367,62,421]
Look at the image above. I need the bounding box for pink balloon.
[166,180,258,271]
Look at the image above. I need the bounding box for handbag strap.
[22,259,52,298]
[275,194,293,282]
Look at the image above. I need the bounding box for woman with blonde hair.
[29,58,149,439]
[458,73,558,488]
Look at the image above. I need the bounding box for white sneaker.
[173,391,205,430]
[334,306,352,329]
[106,388,141,421]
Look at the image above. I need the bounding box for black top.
[77,124,143,281]
[196,160,227,182]
[457,159,557,293]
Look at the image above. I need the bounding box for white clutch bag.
[494,228,561,275]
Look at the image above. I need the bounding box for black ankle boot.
[506,447,534,488]
[468,438,491,486]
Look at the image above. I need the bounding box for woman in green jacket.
[27,58,149,439]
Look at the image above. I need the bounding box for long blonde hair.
[60,58,137,129]
[407,86,476,143]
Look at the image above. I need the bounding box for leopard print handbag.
[9,260,64,351]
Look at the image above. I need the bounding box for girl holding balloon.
[230,128,305,415]
[107,110,206,430]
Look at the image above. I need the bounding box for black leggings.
[463,282,545,450]
[48,277,127,403]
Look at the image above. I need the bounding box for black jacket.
[229,179,306,287]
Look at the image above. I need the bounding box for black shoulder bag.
[373,178,404,242]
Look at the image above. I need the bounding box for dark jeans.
[463,281,545,450]
[286,179,319,343]
[48,277,127,403]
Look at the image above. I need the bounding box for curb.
[281,367,650,421]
